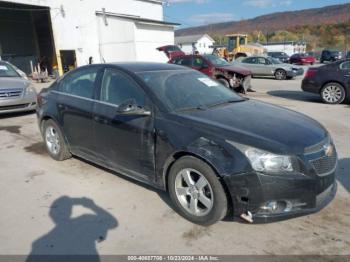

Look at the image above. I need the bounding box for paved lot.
[0,75,349,256]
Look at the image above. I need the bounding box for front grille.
[0,103,30,111]
[310,154,337,176]
[0,89,23,99]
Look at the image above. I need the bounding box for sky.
[163,0,350,28]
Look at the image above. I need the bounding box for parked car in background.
[157,45,185,60]
[169,54,252,93]
[302,59,350,104]
[0,61,37,114]
[320,50,342,63]
[267,52,290,63]
[289,53,316,65]
[37,62,337,225]
[235,56,304,80]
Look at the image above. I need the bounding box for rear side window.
[243,57,257,64]
[58,68,97,99]
[100,69,145,106]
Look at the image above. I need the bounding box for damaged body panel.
[168,54,252,92]
[37,62,337,224]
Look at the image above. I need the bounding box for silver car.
[0,61,37,114]
[235,56,304,80]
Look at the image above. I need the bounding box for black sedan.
[302,60,350,104]
[37,63,337,225]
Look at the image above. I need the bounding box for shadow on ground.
[0,110,35,119]
[26,196,118,262]
[267,90,322,103]
[337,158,350,193]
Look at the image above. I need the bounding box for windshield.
[137,70,244,112]
[268,57,283,64]
[203,55,231,67]
[0,63,20,77]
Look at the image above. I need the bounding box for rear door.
[92,67,155,180]
[55,65,103,155]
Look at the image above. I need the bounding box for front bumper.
[0,94,37,114]
[223,147,337,223]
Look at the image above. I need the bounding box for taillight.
[305,69,317,78]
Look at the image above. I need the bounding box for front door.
[93,68,155,180]
[192,56,211,76]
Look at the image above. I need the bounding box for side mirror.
[117,99,151,116]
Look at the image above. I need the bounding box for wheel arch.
[162,151,234,213]
[275,68,287,74]
[40,115,70,148]
[321,81,346,94]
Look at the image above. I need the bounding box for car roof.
[109,62,189,73]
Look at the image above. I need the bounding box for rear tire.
[43,119,72,161]
[320,83,346,104]
[275,69,287,80]
[168,156,228,226]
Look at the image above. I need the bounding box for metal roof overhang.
[95,11,180,27]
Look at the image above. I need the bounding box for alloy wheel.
[45,126,61,155]
[174,168,214,217]
[322,85,343,104]
[275,70,286,80]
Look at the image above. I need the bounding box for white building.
[175,34,215,55]
[263,41,307,56]
[0,0,178,75]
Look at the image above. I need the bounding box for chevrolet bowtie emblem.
[324,144,334,157]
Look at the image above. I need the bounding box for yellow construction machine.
[213,34,266,61]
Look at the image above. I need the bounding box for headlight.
[245,148,293,172]
[226,140,294,173]
[25,85,37,96]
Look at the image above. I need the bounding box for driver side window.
[100,69,145,107]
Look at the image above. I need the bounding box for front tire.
[217,78,230,89]
[43,119,72,161]
[275,69,287,80]
[168,156,228,226]
[321,83,346,104]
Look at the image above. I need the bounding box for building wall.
[195,36,214,55]
[1,0,170,68]
[177,36,214,55]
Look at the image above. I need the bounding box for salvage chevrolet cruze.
[37,63,337,225]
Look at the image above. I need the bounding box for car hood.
[0,77,29,89]
[176,100,327,154]
[217,65,251,76]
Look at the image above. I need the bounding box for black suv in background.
[320,50,342,63]
[267,52,290,63]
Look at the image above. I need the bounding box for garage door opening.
[60,50,77,73]
[0,1,57,75]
